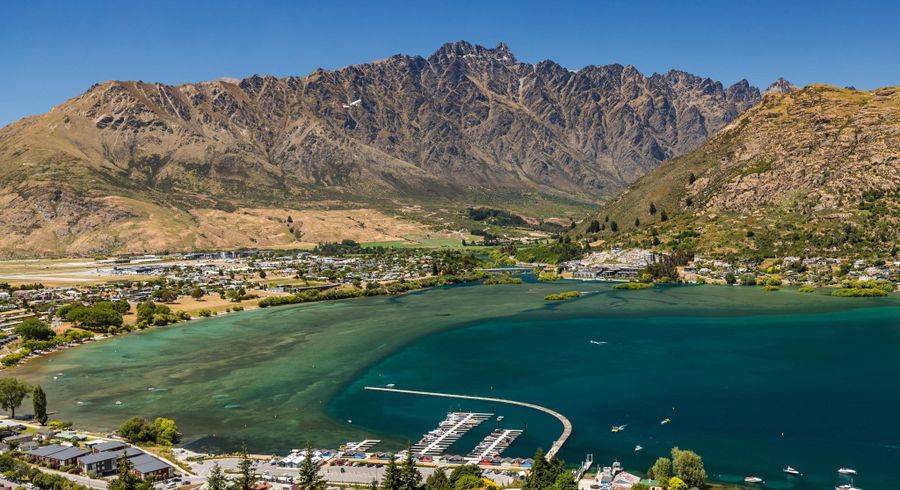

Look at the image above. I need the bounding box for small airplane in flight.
[342,98,362,109]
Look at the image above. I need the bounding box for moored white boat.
[744,476,763,484]
[783,466,801,475]
[838,468,858,476]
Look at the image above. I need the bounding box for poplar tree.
[32,385,47,425]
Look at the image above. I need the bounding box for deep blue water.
[330,285,900,490]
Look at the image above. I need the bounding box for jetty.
[412,412,492,456]
[364,386,572,459]
[466,428,523,462]
[340,439,380,454]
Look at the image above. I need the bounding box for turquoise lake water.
[9,281,899,489]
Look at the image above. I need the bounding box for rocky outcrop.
[764,77,798,96]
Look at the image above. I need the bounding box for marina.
[410,412,493,456]
[465,428,524,463]
[364,386,572,459]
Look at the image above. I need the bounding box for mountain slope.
[0,41,762,256]
[580,85,900,258]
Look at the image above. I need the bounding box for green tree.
[587,220,601,233]
[206,463,228,490]
[425,468,451,490]
[550,472,577,490]
[452,475,482,490]
[634,218,641,227]
[523,448,566,490]
[671,448,707,489]
[235,449,254,490]
[399,445,422,490]
[109,454,150,490]
[32,385,48,425]
[688,172,696,184]
[297,443,326,490]
[648,457,670,483]
[382,456,402,490]
[649,202,657,215]
[667,477,688,490]
[14,318,54,341]
[0,377,31,419]
[190,287,204,300]
[152,288,178,303]
[610,221,619,232]
[660,210,668,221]
[151,417,179,445]
[448,465,481,486]
[724,271,736,285]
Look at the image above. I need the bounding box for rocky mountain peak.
[428,40,517,65]
[764,77,798,95]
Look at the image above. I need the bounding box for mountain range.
[0,41,767,256]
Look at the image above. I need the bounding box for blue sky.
[2,0,899,127]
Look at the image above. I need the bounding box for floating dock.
[340,439,380,453]
[364,386,572,460]
[411,412,492,456]
[466,428,523,462]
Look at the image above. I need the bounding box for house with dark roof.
[129,453,174,480]
[91,441,127,453]
[43,446,90,468]
[27,444,67,463]
[78,447,142,476]
[18,441,39,452]
[2,433,33,445]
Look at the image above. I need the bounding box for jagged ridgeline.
[0,41,760,256]
[579,85,900,258]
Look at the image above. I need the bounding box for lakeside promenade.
[363,386,572,459]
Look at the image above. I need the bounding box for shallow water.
[10,281,899,489]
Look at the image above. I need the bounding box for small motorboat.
[660,418,671,425]
[589,340,607,345]
[497,415,504,422]
[838,468,858,476]
[386,383,396,388]
[611,424,626,433]
[783,466,801,476]
[634,445,643,452]
[744,476,763,484]
[835,485,861,490]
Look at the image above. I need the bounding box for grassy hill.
[576,85,900,259]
